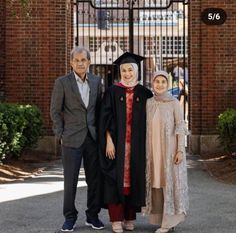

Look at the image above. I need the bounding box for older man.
[50,47,104,232]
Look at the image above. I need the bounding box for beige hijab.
[152,70,175,102]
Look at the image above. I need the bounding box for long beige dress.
[144,97,189,229]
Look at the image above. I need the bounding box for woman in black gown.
[99,52,153,233]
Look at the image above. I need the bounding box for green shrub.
[217,108,236,153]
[0,103,43,161]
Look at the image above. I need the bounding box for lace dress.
[144,97,189,228]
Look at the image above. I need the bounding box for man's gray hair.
[70,47,91,60]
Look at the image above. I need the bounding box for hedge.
[217,108,236,154]
[0,103,43,162]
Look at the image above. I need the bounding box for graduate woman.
[144,71,189,233]
[99,52,153,233]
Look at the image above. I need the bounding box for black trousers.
[62,133,101,221]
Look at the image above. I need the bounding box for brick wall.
[1,0,236,154]
[189,0,236,153]
[0,0,6,101]
[4,0,73,134]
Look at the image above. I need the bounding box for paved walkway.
[0,155,236,233]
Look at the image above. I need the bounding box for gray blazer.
[50,72,102,148]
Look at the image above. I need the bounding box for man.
[50,47,104,232]
[172,64,184,82]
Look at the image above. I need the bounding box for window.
[162,36,188,56]
[144,36,160,56]
[89,37,128,52]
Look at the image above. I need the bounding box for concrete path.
[0,155,236,233]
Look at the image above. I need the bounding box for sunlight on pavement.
[0,174,86,203]
[186,154,203,169]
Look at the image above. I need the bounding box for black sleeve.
[50,78,64,139]
[98,88,117,180]
[146,87,153,98]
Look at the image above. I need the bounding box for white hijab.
[119,63,139,88]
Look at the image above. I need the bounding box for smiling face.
[120,63,137,84]
[153,75,168,94]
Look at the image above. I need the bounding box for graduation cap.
[112,52,145,81]
[113,52,145,66]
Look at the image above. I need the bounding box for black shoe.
[61,219,76,232]
[85,218,104,230]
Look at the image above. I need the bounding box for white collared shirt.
[74,72,90,108]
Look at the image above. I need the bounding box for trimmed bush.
[217,108,236,154]
[0,103,43,162]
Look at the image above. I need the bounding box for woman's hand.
[106,131,116,160]
[174,151,183,165]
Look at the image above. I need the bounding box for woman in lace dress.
[144,71,189,233]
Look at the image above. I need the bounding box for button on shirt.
[74,72,90,108]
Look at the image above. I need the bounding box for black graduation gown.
[99,84,153,208]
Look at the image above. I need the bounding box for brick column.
[4,0,73,134]
[189,0,236,154]
[0,0,6,101]
[3,0,73,155]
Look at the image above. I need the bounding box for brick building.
[189,0,236,153]
[0,0,235,155]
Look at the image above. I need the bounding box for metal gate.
[74,0,189,118]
